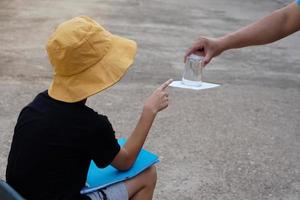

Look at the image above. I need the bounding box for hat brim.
[48,35,137,103]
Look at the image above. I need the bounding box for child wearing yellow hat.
[6,16,172,200]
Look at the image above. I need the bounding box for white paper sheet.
[169,81,220,90]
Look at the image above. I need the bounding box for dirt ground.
[0,0,299,199]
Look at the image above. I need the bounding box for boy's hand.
[143,79,173,115]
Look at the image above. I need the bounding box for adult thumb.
[201,53,213,67]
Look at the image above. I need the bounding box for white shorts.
[85,182,128,200]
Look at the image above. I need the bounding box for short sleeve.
[89,115,120,168]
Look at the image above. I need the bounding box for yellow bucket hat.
[46,16,137,102]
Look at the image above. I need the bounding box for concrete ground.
[1,0,299,199]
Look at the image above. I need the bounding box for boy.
[6,16,172,200]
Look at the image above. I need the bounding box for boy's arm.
[185,1,300,66]
[111,79,172,171]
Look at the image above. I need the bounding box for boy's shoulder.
[84,105,106,119]
[84,106,113,128]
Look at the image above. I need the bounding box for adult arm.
[185,1,300,66]
[111,79,173,171]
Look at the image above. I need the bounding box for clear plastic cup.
[182,54,203,87]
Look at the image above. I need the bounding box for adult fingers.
[193,50,205,57]
[184,40,205,62]
[201,51,213,67]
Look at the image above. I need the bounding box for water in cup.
[182,54,203,87]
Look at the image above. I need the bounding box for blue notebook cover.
[81,138,159,194]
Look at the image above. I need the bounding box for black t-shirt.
[6,91,120,200]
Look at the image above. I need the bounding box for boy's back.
[6,91,120,200]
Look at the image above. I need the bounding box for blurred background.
[0,0,299,199]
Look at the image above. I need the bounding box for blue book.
[81,138,159,194]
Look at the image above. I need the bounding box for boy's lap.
[85,182,128,200]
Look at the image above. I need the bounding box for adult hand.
[184,37,224,67]
[144,79,173,115]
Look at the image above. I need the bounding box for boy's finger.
[160,79,173,90]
